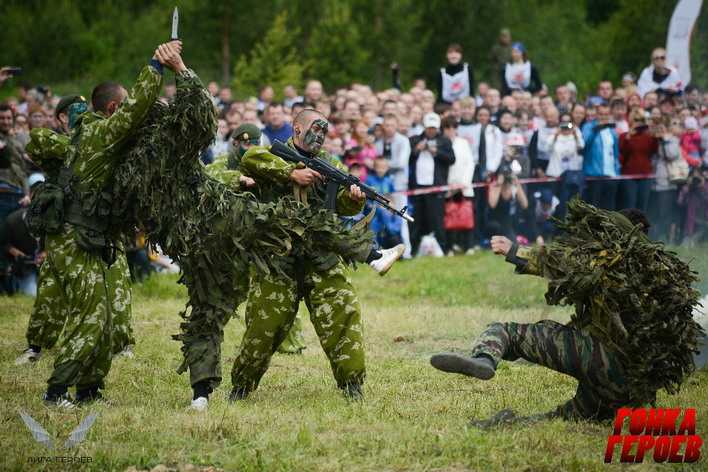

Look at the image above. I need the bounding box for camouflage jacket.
[67,64,163,191]
[240,139,364,216]
[205,154,243,188]
[26,128,71,181]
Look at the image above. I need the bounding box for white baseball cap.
[423,112,441,129]
[28,172,46,188]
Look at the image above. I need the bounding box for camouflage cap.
[232,123,262,141]
[55,95,86,117]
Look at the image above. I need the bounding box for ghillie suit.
[435,198,703,427]
[110,70,372,390]
[539,199,703,403]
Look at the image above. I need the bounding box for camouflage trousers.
[471,320,631,421]
[26,251,134,354]
[231,261,365,392]
[176,262,306,390]
[42,228,131,389]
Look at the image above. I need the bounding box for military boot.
[430,352,496,380]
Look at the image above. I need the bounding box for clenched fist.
[153,41,186,73]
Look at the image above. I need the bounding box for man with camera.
[581,103,619,210]
[486,157,530,243]
[678,164,708,245]
[408,112,456,256]
[546,112,584,219]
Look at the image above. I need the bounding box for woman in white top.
[546,113,585,178]
[500,42,542,97]
[547,112,585,219]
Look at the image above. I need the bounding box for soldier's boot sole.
[430,353,495,380]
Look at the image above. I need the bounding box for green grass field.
[1,251,707,471]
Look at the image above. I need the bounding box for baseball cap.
[505,133,526,147]
[28,172,46,188]
[422,112,441,129]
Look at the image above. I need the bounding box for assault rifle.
[270,140,414,223]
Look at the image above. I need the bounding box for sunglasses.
[653,55,666,60]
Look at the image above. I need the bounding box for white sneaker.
[15,348,41,365]
[189,396,208,412]
[116,345,135,359]
[42,392,76,410]
[369,244,405,276]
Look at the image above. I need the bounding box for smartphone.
[5,67,23,76]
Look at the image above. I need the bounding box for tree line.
[1,0,705,99]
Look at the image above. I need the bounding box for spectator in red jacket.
[619,109,657,212]
[680,116,703,167]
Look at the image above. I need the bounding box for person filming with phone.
[618,109,657,212]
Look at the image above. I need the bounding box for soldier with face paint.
[226,109,402,401]
[205,122,308,356]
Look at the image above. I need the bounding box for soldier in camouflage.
[15,96,136,366]
[36,41,184,408]
[205,123,306,356]
[205,123,258,188]
[430,210,673,427]
[218,109,398,403]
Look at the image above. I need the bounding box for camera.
[559,122,573,130]
[497,160,514,184]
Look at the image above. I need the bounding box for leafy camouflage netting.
[107,74,372,369]
[538,199,704,402]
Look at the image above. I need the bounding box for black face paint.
[303,119,328,152]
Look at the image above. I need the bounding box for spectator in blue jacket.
[261,102,293,145]
[581,103,620,210]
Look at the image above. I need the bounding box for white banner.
[666,0,703,86]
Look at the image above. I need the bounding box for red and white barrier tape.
[394,174,655,196]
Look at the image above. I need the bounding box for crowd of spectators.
[1,29,707,295]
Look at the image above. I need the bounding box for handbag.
[665,153,689,184]
[444,198,475,230]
